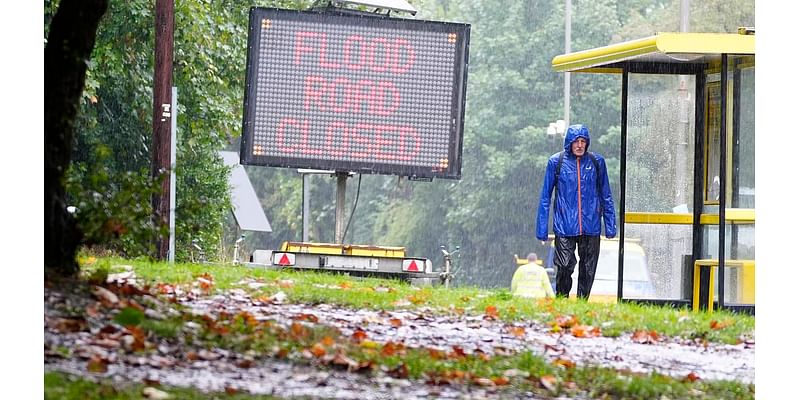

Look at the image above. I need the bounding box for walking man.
[536,124,616,299]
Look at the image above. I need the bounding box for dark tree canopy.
[45,0,109,277]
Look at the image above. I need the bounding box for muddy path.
[44,281,754,399]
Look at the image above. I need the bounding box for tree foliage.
[46,0,754,283]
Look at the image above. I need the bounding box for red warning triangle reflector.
[278,254,291,265]
[407,260,419,272]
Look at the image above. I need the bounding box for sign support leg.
[335,172,348,244]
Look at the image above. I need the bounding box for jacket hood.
[563,124,591,154]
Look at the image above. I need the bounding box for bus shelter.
[552,31,755,313]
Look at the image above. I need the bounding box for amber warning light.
[240,8,470,179]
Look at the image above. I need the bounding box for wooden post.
[152,0,174,259]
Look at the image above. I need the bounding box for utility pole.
[152,0,174,260]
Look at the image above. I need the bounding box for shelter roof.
[552,32,755,73]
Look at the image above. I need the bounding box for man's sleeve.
[599,157,617,238]
[536,157,556,241]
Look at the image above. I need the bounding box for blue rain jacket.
[536,124,617,240]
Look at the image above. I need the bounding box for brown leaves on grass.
[484,305,499,320]
[292,313,319,323]
[351,329,368,343]
[196,273,214,293]
[381,341,406,357]
[275,279,295,288]
[570,324,602,338]
[87,354,109,373]
[685,371,702,382]
[385,363,409,378]
[48,317,88,333]
[508,326,526,337]
[539,375,558,392]
[92,286,120,306]
[553,358,576,369]
[337,281,353,290]
[710,320,734,330]
[290,322,310,340]
[631,330,661,344]
[554,314,578,329]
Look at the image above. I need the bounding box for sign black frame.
[240,7,470,180]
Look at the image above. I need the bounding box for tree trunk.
[44,0,109,277]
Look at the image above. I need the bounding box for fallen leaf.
[631,330,660,344]
[197,349,222,361]
[427,348,446,359]
[554,314,578,329]
[310,343,327,358]
[386,363,409,378]
[92,286,119,306]
[290,322,309,339]
[330,352,361,371]
[553,358,576,369]
[382,341,405,357]
[392,299,412,307]
[389,318,403,327]
[508,326,526,337]
[484,305,499,319]
[196,274,214,292]
[338,281,352,289]
[472,377,495,387]
[48,317,87,333]
[491,376,511,386]
[685,372,702,382]
[543,344,565,355]
[293,313,319,323]
[449,345,467,359]
[710,320,733,330]
[540,375,558,392]
[570,324,601,338]
[351,329,368,343]
[269,291,287,304]
[87,355,109,373]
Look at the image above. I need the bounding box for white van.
[543,239,656,303]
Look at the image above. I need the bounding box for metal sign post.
[168,86,177,262]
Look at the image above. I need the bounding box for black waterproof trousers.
[554,235,601,298]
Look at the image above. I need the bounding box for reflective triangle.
[278,254,291,265]
[407,260,418,271]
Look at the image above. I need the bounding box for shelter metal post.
[617,69,629,301]
[718,54,729,309]
[693,71,708,308]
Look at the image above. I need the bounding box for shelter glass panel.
[623,73,696,301]
[733,58,755,209]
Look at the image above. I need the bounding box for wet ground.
[44,278,754,399]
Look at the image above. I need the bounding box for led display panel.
[240,7,470,179]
